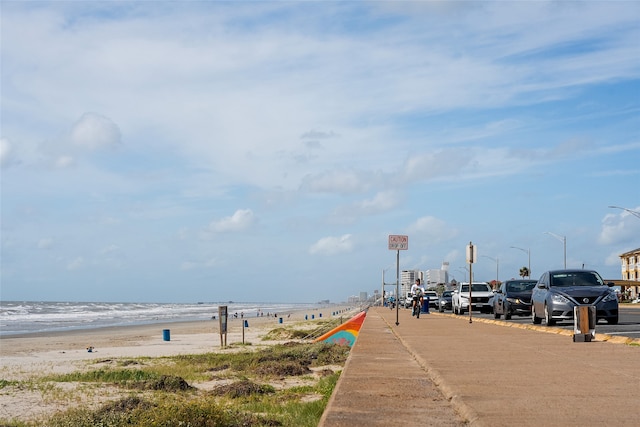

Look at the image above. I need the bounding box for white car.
[452,282,494,315]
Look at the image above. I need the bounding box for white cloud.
[329,191,402,225]
[180,261,197,271]
[301,169,376,194]
[0,138,14,168]
[599,208,640,246]
[69,112,122,150]
[407,216,458,243]
[54,155,75,169]
[37,238,53,249]
[66,257,84,271]
[208,209,257,233]
[309,234,354,255]
[354,191,400,214]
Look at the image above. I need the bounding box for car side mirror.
[606,282,615,287]
[538,283,547,289]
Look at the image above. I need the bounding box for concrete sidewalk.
[319,307,640,427]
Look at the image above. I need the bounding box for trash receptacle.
[573,305,595,342]
[278,317,283,324]
[162,329,170,341]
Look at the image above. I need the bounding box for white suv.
[452,282,494,315]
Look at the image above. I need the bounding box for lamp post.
[608,205,640,219]
[544,232,566,269]
[510,246,531,277]
[381,264,395,307]
[481,255,499,287]
[458,266,471,282]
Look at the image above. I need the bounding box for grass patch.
[0,379,20,389]
[5,341,349,427]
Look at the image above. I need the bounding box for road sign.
[388,235,408,250]
[466,242,477,263]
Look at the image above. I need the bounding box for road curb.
[431,312,640,345]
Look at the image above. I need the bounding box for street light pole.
[544,232,566,269]
[458,267,470,282]
[608,205,640,219]
[510,246,531,277]
[481,255,499,286]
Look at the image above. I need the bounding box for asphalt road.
[430,304,640,339]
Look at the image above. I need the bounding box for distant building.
[619,247,640,281]
[359,292,368,302]
[617,247,640,299]
[401,270,420,296]
[426,269,448,287]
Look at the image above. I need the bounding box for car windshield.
[550,272,604,287]
[442,291,452,297]
[460,284,490,292]
[507,281,536,292]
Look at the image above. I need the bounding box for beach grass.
[3,337,348,427]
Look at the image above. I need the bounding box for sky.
[1,1,639,304]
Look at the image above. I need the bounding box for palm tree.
[519,266,530,279]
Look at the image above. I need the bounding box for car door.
[531,273,548,315]
[496,283,506,314]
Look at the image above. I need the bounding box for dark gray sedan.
[437,290,453,312]
[531,269,619,325]
[493,279,537,319]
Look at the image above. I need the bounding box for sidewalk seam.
[379,313,485,427]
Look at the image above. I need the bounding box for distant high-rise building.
[426,269,448,287]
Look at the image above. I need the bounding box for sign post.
[389,235,409,326]
[466,242,477,324]
[218,305,228,347]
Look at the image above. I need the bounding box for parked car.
[493,279,537,320]
[531,269,619,325]
[452,282,494,315]
[404,292,413,309]
[438,290,453,312]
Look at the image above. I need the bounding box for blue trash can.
[422,298,430,313]
[162,329,170,341]
[244,320,249,328]
[278,317,283,324]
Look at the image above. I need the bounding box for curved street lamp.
[510,246,531,277]
[458,266,471,283]
[481,255,499,286]
[608,205,640,219]
[544,231,566,269]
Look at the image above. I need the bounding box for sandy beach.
[0,304,358,423]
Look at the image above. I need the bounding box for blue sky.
[1,1,639,304]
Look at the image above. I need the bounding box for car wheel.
[531,304,542,324]
[608,315,619,325]
[544,304,556,326]
[504,303,512,320]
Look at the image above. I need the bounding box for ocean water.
[0,301,321,336]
